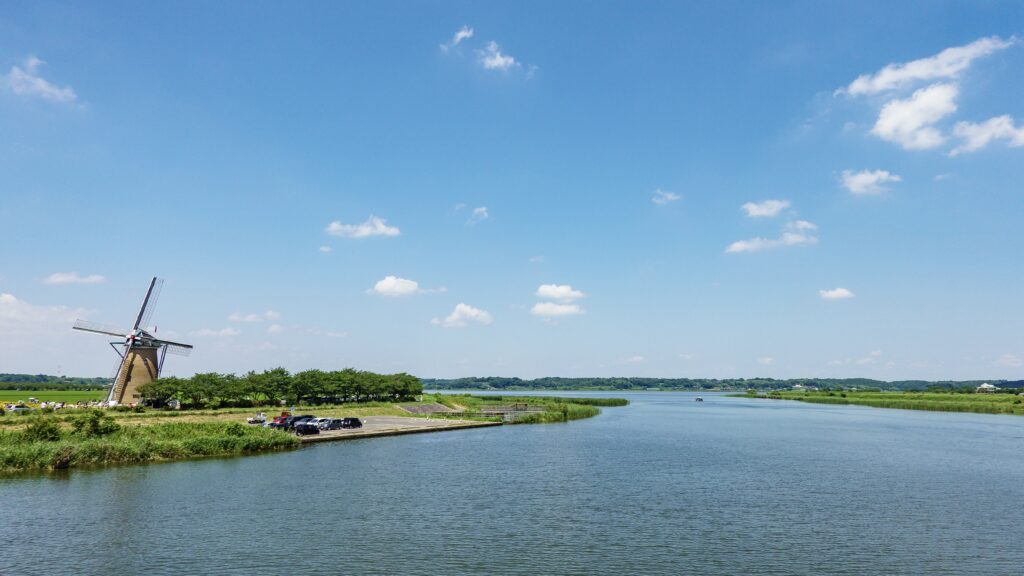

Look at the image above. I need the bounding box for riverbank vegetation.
[423,393,628,423]
[0,389,627,473]
[0,410,298,473]
[749,390,1024,416]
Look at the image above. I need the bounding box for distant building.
[976,383,998,393]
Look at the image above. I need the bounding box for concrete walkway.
[297,415,501,444]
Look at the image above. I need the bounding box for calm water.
[3,392,1024,575]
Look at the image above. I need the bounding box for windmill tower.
[72,277,193,405]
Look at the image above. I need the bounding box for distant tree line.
[0,374,111,390]
[422,377,1015,392]
[138,368,422,409]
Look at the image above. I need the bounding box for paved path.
[297,415,500,443]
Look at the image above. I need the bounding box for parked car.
[309,417,333,430]
[293,421,320,436]
[324,418,345,430]
[340,418,363,429]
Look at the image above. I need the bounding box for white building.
[976,383,998,393]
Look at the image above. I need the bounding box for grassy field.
[0,389,106,403]
[749,390,1024,415]
[0,393,627,473]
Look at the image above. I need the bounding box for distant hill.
[0,374,111,391]
[422,377,1008,392]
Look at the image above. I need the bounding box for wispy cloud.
[191,327,241,337]
[0,293,84,332]
[44,272,105,285]
[432,303,493,328]
[950,115,1024,155]
[841,169,901,195]
[468,206,489,224]
[325,215,400,238]
[440,25,474,53]
[0,56,77,103]
[757,357,775,365]
[652,189,681,206]
[479,41,518,70]
[530,302,584,317]
[842,36,1015,96]
[997,353,1023,368]
[741,199,790,218]
[318,245,333,253]
[228,311,279,323]
[367,275,445,297]
[726,221,818,254]
[819,287,855,300]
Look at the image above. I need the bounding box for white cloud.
[367,276,445,297]
[726,221,818,253]
[318,245,333,253]
[844,36,1015,96]
[840,169,902,195]
[757,357,775,365]
[652,189,681,206]
[191,327,241,337]
[0,293,83,332]
[325,215,400,238]
[819,287,855,300]
[44,272,105,285]
[440,25,474,52]
[530,302,584,317]
[871,83,958,149]
[950,115,1024,155]
[624,355,646,364]
[997,353,1023,368]
[266,324,285,334]
[479,41,518,70]
[536,284,585,301]
[741,199,790,218]
[432,303,493,328]
[228,311,279,323]
[529,255,545,263]
[0,56,77,103]
[468,206,489,224]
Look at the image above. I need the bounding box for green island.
[0,370,627,474]
[743,389,1024,416]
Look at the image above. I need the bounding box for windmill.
[72,277,193,405]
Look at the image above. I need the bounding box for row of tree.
[138,368,422,408]
[422,376,1020,392]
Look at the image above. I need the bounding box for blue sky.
[1,1,1022,380]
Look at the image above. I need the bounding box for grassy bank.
[1,389,105,403]
[0,394,627,473]
[426,393,628,423]
[746,390,1024,416]
[0,413,298,474]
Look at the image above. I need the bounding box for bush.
[23,417,62,442]
[72,410,121,437]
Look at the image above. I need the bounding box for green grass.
[0,389,106,403]
[0,419,298,473]
[424,393,625,423]
[748,390,1024,416]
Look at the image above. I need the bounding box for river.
[2,392,1023,575]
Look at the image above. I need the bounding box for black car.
[340,418,363,429]
[282,415,316,431]
[324,418,345,430]
[293,421,320,436]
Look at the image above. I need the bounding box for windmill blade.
[73,319,129,339]
[163,343,193,357]
[133,277,164,331]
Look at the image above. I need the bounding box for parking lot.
[298,415,500,443]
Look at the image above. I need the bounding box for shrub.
[72,409,121,437]
[23,416,62,442]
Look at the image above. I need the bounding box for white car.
[310,417,333,430]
